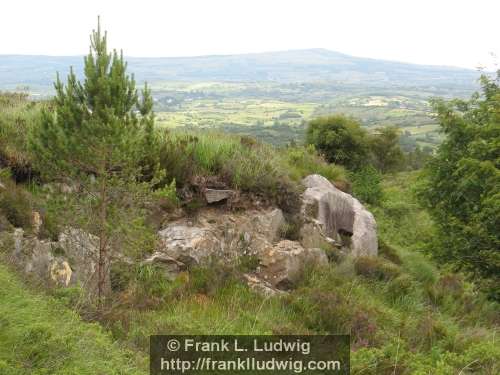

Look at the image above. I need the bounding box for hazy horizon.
[2,0,499,70]
[0,48,484,71]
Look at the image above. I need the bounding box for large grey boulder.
[301,174,377,256]
[351,199,378,257]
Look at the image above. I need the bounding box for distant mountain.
[0,48,480,92]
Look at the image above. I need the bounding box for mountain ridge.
[0,48,480,91]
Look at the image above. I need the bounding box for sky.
[1,0,498,69]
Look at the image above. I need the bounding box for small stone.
[204,189,234,204]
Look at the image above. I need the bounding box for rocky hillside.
[1,171,498,374]
[4,174,377,297]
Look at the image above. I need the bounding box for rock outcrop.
[301,174,377,256]
[6,227,102,293]
[155,208,285,268]
[2,174,378,296]
[256,240,328,289]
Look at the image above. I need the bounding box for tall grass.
[157,130,346,198]
[0,264,146,374]
[0,93,42,180]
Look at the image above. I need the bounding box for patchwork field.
[150,81,448,148]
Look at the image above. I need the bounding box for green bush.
[306,115,370,170]
[418,72,500,300]
[351,165,383,205]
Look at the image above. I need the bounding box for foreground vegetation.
[0,264,145,374]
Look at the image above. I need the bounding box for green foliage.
[154,178,178,207]
[405,145,433,170]
[0,171,32,230]
[378,239,402,265]
[133,264,172,300]
[351,165,383,205]
[370,126,404,173]
[283,144,347,183]
[306,115,370,170]
[418,72,500,300]
[30,22,152,182]
[0,92,42,182]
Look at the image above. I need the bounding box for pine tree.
[30,19,159,307]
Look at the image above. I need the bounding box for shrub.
[128,263,175,308]
[369,126,404,173]
[306,115,370,170]
[386,274,415,300]
[187,262,240,296]
[378,239,402,265]
[0,174,32,230]
[418,72,500,300]
[354,256,401,281]
[351,165,383,205]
